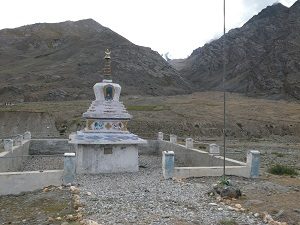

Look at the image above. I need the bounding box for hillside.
[177,1,300,99]
[1,92,300,140]
[0,19,190,102]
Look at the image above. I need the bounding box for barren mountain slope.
[0,19,190,102]
[178,1,300,99]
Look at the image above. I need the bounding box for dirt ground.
[0,91,299,224]
[235,175,300,225]
[0,186,79,225]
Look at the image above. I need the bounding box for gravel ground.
[78,155,264,225]
[22,155,64,171]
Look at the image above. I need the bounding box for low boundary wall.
[0,140,30,172]
[29,139,70,155]
[0,170,63,195]
[149,133,260,179]
[173,166,250,178]
[0,133,76,195]
[158,140,243,167]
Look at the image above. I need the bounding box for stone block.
[247,150,260,178]
[158,132,164,141]
[4,139,13,151]
[23,131,31,140]
[185,138,193,149]
[14,135,23,146]
[162,151,174,179]
[170,134,177,144]
[209,144,220,155]
[63,153,76,185]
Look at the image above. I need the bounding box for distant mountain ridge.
[0,19,190,102]
[176,1,300,99]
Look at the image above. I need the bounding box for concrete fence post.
[23,131,31,140]
[63,153,76,185]
[4,139,13,151]
[14,135,23,146]
[185,138,193,149]
[169,134,177,144]
[162,151,174,179]
[247,150,260,178]
[158,132,164,141]
[209,144,220,155]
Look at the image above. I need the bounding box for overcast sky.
[0,0,297,59]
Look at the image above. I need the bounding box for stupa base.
[71,143,139,174]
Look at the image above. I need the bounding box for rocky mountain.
[177,1,300,99]
[0,19,190,102]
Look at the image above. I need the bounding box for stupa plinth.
[69,49,146,174]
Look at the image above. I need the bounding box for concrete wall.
[138,140,159,155]
[72,144,139,174]
[155,138,255,179]
[157,140,243,167]
[0,170,63,195]
[29,139,159,156]
[174,166,250,179]
[0,140,30,172]
[29,139,70,155]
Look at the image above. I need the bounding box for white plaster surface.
[0,170,63,195]
[162,151,174,179]
[170,134,177,143]
[83,100,131,120]
[23,131,31,140]
[185,138,193,149]
[69,132,146,145]
[3,139,13,151]
[83,82,131,120]
[209,143,220,155]
[173,166,250,178]
[158,140,243,167]
[93,82,121,102]
[74,144,139,174]
[0,140,30,172]
[15,135,23,146]
[158,132,163,141]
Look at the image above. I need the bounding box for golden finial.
[103,49,112,81]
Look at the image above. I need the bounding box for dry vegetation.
[1,91,300,139]
[0,91,299,224]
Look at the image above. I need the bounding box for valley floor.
[0,92,299,224]
[78,155,265,225]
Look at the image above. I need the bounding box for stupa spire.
[103,49,112,82]
[69,48,146,174]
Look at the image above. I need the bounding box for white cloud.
[0,0,297,59]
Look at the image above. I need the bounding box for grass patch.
[127,105,168,111]
[0,100,90,113]
[0,102,169,113]
[271,152,285,157]
[268,164,298,176]
[218,219,238,225]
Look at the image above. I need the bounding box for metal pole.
[223,0,226,179]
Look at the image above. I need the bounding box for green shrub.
[268,164,298,175]
[218,176,231,186]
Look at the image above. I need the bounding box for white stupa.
[69,49,146,174]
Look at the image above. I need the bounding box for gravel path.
[22,155,63,171]
[78,155,264,225]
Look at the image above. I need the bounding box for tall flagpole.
[222,0,226,179]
